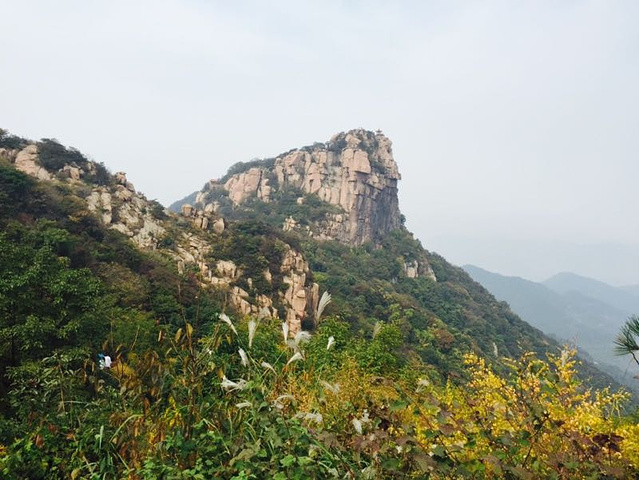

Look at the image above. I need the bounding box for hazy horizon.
[2,1,638,285]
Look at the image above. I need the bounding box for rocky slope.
[0,139,319,335]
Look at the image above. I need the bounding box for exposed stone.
[342,148,371,174]
[181,204,193,217]
[86,179,166,250]
[283,216,297,232]
[14,145,51,180]
[212,218,225,234]
[197,129,402,245]
[230,287,252,316]
[86,189,114,225]
[114,186,134,201]
[62,165,82,180]
[280,248,319,335]
[401,258,437,282]
[404,260,419,279]
[173,234,211,278]
[217,260,239,280]
[204,203,216,213]
[424,263,437,282]
[115,172,135,191]
[225,167,271,204]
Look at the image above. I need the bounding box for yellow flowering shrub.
[405,348,639,478]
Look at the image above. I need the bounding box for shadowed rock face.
[196,129,403,246]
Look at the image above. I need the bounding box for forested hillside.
[1,128,638,479]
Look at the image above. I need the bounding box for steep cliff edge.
[192,129,403,246]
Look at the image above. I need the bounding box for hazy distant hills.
[621,285,639,297]
[169,190,197,213]
[544,272,639,314]
[463,265,639,389]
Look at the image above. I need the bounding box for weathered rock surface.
[401,259,437,281]
[196,129,403,246]
[280,248,319,336]
[179,202,221,232]
[225,168,272,204]
[12,145,52,180]
[85,173,166,250]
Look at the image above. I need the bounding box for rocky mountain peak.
[194,129,403,245]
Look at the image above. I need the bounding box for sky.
[1,1,638,285]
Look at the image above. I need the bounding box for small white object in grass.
[238,348,248,367]
[275,394,295,403]
[301,412,323,424]
[248,319,258,348]
[220,375,247,391]
[373,321,382,339]
[219,313,238,336]
[261,361,276,374]
[286,351,303,366]
[320,380,340,394]
[316,291,332,322]
[294,330,312,347]
[352,418,363,434]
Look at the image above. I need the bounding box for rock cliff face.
[195,129,403,246]
[12,144,52,181]
[85,172,166,249]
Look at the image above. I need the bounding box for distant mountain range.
[464,265,639,389]
[544,272,639,314]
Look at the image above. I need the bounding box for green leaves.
[614,315,639,359]
[280,454,296,467]
[0,234,107,367]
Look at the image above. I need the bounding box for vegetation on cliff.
[1,130,638,478]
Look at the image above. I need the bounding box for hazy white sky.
[2,1,638,284]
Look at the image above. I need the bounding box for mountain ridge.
[3,126,638,477]
[0,127,623,390]
[544,271,639,313]
[184,129,404,247]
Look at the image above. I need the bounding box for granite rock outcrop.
[195,129,403,246]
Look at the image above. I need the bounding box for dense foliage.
[2,315,639,479]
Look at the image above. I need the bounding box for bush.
[0,129,26,150]
[37,138,88,171]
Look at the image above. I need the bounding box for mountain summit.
[188,129,402,246]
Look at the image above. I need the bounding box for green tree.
[0,235,105,371]
[614,314,639,367]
